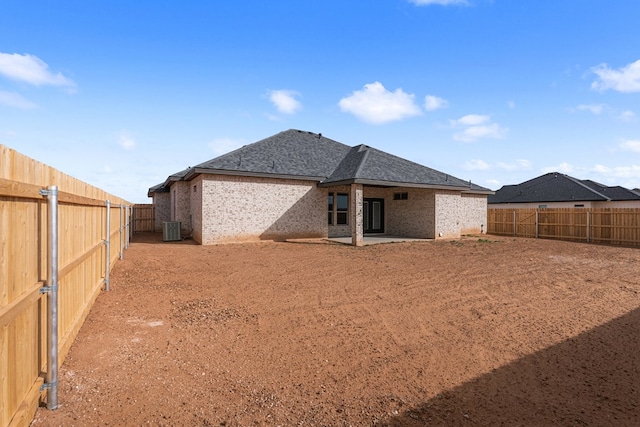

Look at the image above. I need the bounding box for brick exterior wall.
[434,190,487,238]
[326,186,487,239]
[152,176,488,244]
[170,181,191,233]
[152,192,171,232]
[384,188,436,238]
[198,174,327,245]
[190,176,203,243]
[459,193,488,235]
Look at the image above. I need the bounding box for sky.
[1,0,640,203]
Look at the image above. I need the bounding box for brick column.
[351,183,364,246]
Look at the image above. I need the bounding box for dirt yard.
[32,234,640,426]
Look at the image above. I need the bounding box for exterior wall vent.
[163,221,182,241]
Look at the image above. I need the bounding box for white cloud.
[620,139,640,153]
[591,164,640,180]
[424,95,449,111]
[208,137,245,156]
[452,114,490,126]
[591,59,640,93]
[338,81,422,124]
[498,159,532,171]
[618,110,636,122]
[576,104,606,115]
[409,0,469,5]
[463,159,490,170]
[0,52,76,88]
[451,114,507,142]
[542,162,575,174]
[117,131,136,150]
[268,89,302,114]
[0,90,37,109]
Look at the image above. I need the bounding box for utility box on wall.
[163,221,181,241]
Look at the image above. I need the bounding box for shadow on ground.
[381,307,640,426]
[131,232,197,245]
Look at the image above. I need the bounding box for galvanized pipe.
[119,204,124,260]
[105,200,111,291]
[126,205,130,249]
[46,185,59,410]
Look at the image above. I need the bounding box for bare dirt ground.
[32,234,640,426]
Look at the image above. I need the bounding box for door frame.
[363,198,385,233]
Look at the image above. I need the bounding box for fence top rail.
[1,177,133,207]
[1,144,131,205]
[488,207,640,213]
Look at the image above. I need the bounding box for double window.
[328,192,349,225]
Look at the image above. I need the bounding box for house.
[148,129,493,246]
[488,172,640,209]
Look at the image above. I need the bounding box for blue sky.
[1,0,639,203]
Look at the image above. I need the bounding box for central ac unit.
[163,221,181,241]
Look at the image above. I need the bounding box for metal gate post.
[39,185,59,410]
[104,200,111,291]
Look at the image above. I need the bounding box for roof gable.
[322,144,474,190]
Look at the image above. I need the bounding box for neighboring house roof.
[488,172,640,204]
[149,129,492,195]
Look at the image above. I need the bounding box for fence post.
[39,185,59,410]
[119,204,124,260]
[535,209,539,238]
[513,210,516,237]
[125,205,130,249]
[587,210,591,243]
[104,200,111,291]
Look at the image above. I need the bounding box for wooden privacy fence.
[487,208,640,246]
[0,145,131,427]
[132,204,155,233]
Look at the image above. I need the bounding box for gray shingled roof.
[321,144,473,190]
[488,172,640,204]
[149,129,491,194]
[187,129,352,179]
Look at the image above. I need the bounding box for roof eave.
[462,189,495,195]
[319,178,470,191]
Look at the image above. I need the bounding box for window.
[393,192,408,200]
[574,204,584,208]
[328,192,349,225]
[193,185,197,193]
[337,193,348,225]
[538,204,547,209]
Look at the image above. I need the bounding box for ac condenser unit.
[163,221,182,241]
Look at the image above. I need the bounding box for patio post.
[351,183,364,246]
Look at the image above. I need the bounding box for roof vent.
[318,133,322,138]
